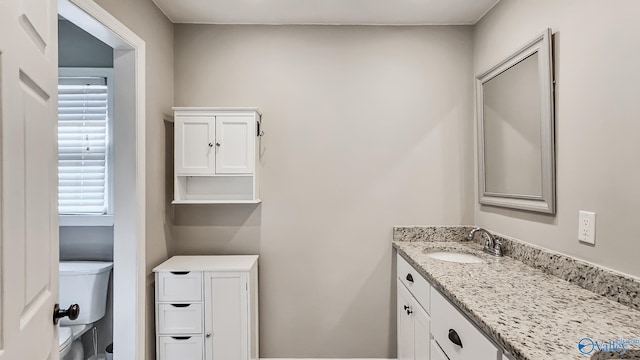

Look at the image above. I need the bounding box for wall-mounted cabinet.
[172,108,261,204]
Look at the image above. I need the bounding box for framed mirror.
[476,29,555,214]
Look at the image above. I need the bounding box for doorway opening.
[57,0,146,358]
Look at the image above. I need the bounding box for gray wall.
[172,24,474,358]
[59,19,113,68]
[474,0,640,278]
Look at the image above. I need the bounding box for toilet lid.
[59,327,73,352]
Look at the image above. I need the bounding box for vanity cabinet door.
[414,304,430,360]
[398,283,416,360]
[398,281,431,360]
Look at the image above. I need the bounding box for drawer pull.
[403,305,410,311]
[448,329,463,348]
[406,309,413,315]
[171,336,192,340]
[171,304,191,308]
[406,273,414,283]
[170,271,190,275]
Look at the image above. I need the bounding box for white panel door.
[215,116,254,174]
[397,283,415,360]
[414,304,430,360]
[176,116,215,175]
[0,0,59,359]
[204,272,248,360]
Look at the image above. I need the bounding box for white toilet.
[58,261,113,360]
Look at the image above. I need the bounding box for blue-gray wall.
[59,19,113,68]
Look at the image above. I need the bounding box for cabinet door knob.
[448,329,463,348]
[216,142,221,147]
[403,305,410,311]
[406,309,413,315]
[405,273,414,283]
[206,333,212,338]
[208,142,214,147]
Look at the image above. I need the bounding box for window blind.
[58,77,110,214]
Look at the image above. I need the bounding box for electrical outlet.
[578,211,596,245]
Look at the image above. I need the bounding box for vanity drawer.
[431,339,450,360]
[157,303,203,334]
[158,336,204,360]
[157,271,203,302]
[431,289,499,360]
[397,255,430,313]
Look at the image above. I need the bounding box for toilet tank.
[59,261,113,326]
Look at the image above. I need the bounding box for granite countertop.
[393,240,640,360]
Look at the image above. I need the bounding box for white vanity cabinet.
[397,256,431,360]
[173,108,261,204]
[396,253,501,360]
[154,256,259,360]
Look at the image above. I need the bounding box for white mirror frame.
[476,29,556,214]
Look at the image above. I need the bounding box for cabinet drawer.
[157,271,202,302]
[397,255,430,313]
[158,336,203,360]
[158,303,203,334]
[431,339,450,360]
[431,289,499,360]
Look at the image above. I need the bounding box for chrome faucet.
[468,227,502,257]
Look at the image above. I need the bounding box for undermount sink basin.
[426,251,484,264]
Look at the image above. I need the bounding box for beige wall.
[92,0,174,358]
[474,0,640,277]
[172,25,474,357]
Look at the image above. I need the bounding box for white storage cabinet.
[154,256,259,360]
[396,253,502,360]
[173,108,262,204]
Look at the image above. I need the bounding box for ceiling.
[152,0,501,25]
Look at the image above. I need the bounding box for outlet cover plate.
[578,211,596,245]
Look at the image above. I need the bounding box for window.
[58,68,113,222]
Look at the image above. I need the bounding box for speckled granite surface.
[394,240,640,360]
[393,225,475,242]
[394,226,640,311]
[491,232,640,312]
